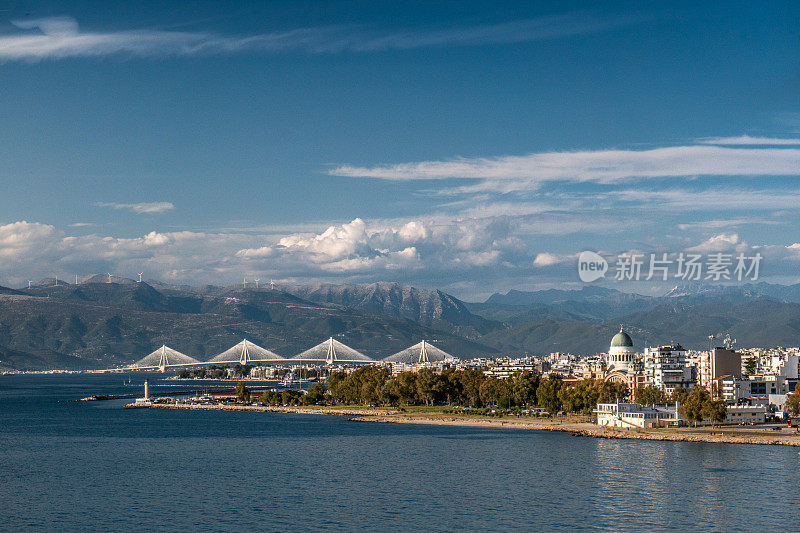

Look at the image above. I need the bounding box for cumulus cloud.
[1,13,648,61]
[0,221,59,263]
[686,233,747,253]
[0,215,535,289]
[94,201,174,214]
[236,217,528,275]
[533,252,572,267]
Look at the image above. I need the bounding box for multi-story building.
[698,347,742,390]
[721,374,792,402]
[643,345,695,394]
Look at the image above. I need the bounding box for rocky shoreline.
[126,403,800,446]
[350,414,800,446]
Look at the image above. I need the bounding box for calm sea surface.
[1,373,798,532]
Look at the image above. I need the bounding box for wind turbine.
[137,273,143,283]
[270,279,275,290]
[107,273,112,283]
[254,278,260,289]
[27,280,32,289]
[54,276,58,286]
[75,275,78,285]
[243,276,247,288]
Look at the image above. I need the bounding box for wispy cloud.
[607,188,800,210]
[0,13,650,61]
[697,135,800,145]
[677,218,783,231]
[94,201,174,214]
[331,145,800,193]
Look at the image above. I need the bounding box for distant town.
[119,327,800,433]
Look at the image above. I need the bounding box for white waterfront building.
[595,402,681,428]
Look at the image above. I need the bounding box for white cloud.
[533,252,571,267]
[686,233,746,253]
[1,13,648,61]
[237,217,528,275]
[94,201,174,214]
[677,218,782,231]
[697,135,800,145]
[0,221,59,263]
[607,188,800,211]
[331,145,800,193]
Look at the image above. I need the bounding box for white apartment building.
[643,345,695,394]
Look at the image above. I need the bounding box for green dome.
[610,329,633,348]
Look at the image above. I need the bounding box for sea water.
[1,373,798,532]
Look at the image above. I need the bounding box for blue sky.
[1,1,800,298]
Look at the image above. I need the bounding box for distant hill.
[0,281,499,369]
[0,285,23,296]
[0,344,88,371]
[287,282,500,338]
[478,295,800,355]
[471,286,656,323]
[4,278,800,369]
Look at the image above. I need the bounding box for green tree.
[381,371,418,406]
[302,382,327,405]
[416,368,445,406]
[634,384,668,406]
[744,357,757,376]
[787,383,800,417]
[681,386,711,426]
[598,380,629,404]
[670,387,689,405]
[511,371,540,407]
[705,399,727,426]
[261,390,281,405]
[281,389,303,405]
[458,368,486,407]
[235,381,251,404]
[479,377,502,407]
[536,374,563,414]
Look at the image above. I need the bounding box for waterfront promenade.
[127,402,800,446]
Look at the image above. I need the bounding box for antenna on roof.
[723,333,736,350]
[138,272,143,283]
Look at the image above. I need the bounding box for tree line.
[248,367,627,414]
[234,367,738,424]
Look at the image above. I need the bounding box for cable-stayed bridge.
[125,337,455,371]
[291,337,373,364]
[383,340,456,364]
[207,339,283,365]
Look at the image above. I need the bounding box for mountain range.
[3,277,800,370]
